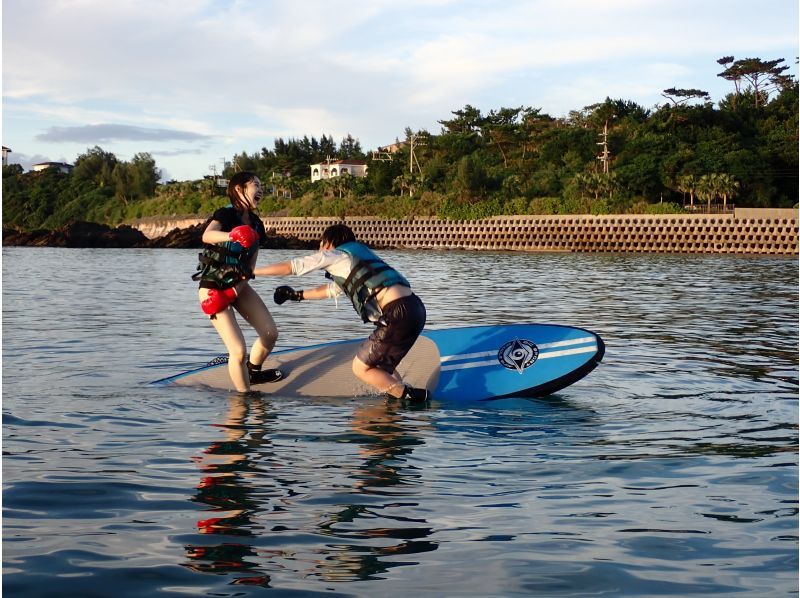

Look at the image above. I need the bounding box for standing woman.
[192,171,282,393]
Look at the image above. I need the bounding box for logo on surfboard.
[498,339,539,373]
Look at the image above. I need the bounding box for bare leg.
[352,356,405,397]
[233,284,278,367]
[199,288,249,392]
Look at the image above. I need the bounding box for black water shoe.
[249,368,284,384]
[401,385,431,403]
[247,361,284,384]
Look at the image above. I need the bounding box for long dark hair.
[321,223,356,247]
[227,171,258,211]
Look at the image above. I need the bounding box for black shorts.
[356,294,426,374]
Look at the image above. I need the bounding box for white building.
[2,146,11,166]
[32,162,73,174]
[310,159,367,183]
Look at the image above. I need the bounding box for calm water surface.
[3,247,798,597]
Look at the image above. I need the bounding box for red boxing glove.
[229,225,258,249]
[201,287,238,315]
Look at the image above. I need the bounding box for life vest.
[192,240,257,289]
[328,242,410,322]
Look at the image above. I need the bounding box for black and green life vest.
[192,207,264,289]
[192,240,257,289]
[328,242,410,322]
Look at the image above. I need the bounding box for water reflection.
[311,399,437,582]
[183,394,437,586]
[184,394,273,587]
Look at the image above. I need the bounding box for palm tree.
[392,174,410,197]
[599,172,620,201]
[392,172,421,197]
[697,174,716,212]
[698,173,728,212]
[572,172,601,201]
[717,173,739,211]
[677,174,698,209]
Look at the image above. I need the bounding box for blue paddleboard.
[153,324,604,401]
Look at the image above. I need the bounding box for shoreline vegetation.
[3,57,797,235]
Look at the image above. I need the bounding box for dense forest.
[3,56,797,231]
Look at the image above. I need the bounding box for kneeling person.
[254,224,429,402]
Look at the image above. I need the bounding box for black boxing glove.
[274,286,304,305]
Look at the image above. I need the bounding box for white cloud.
[35,123,211,143]
[3,0,797,180]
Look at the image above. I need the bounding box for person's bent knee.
[228,347,247,365]
[265,327,279,346]
[352,356,369,377]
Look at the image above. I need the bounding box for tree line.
[3,146,161,230]
[3,56,796,231]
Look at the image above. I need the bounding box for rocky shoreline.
[2,221,317,250]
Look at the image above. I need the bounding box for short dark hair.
[227,171,258,211]
[321,223,356,247]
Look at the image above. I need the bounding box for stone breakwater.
[131,208,798,255]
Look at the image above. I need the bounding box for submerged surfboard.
[153,324,604,401]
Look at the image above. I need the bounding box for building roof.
[311,159,367,166]
[378,142,406,152]
[32,161,73,169]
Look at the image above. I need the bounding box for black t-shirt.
[209,206,267,244]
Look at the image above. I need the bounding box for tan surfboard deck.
[169,336,441,397]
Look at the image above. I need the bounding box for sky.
[2,0,798,182]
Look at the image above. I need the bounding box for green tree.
[329,172,353,199]
[130,152,160,197]
[661,88,711,107]
[438,104,483,135]
[73,146,117,188]
[3,163,24,178]
[367,158,403,195]
[112,162,134,205]
[392,172,422,197]
[481,106,524,168]
[717,56,792,108]
[697,173,724,211]
[676,174,698,208]
[717,173,740,210]
[319,134,337,158]
[339,134,364,159]
[453,154,487,200]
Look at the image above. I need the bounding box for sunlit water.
[3,247,798,597]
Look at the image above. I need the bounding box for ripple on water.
[2,249,797,596]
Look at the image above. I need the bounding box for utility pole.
[409,132,427,173]
[210,159,228,190]
[371,148,393,162]
[596,120,610,174]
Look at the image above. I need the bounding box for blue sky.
[3,0,798,182]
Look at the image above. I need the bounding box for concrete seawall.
[132,217,208,239]
[131,208,799,255]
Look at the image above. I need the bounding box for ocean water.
[2,247,798,597]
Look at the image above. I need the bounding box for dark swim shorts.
[356,294,426,374]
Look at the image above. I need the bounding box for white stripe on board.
[439,350,496,363]
[439,336,597,363]
[439,344,598,372]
